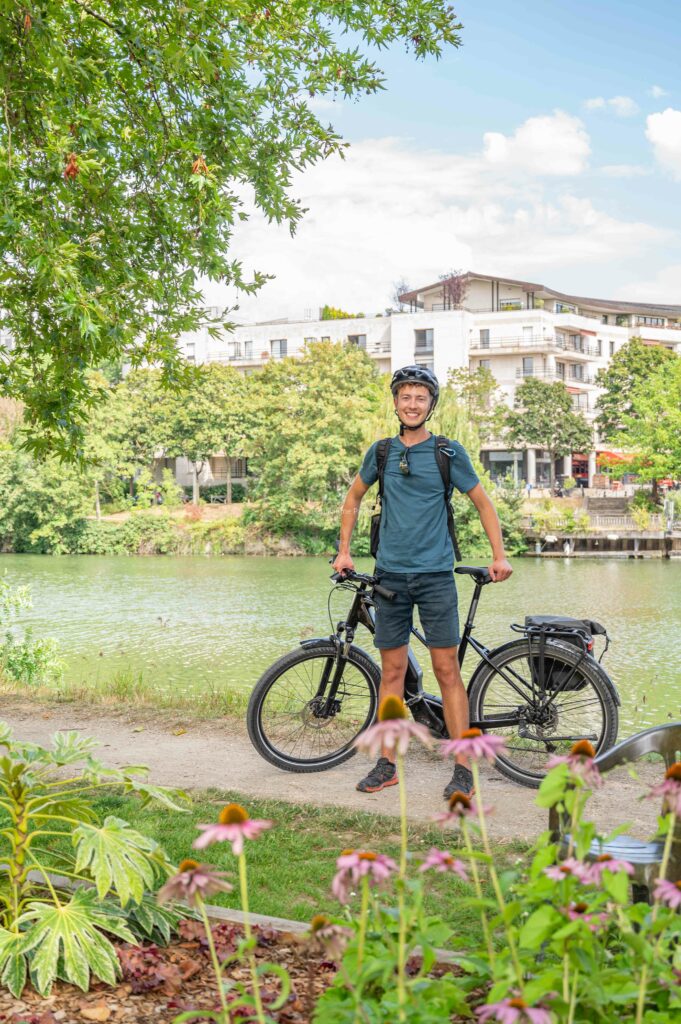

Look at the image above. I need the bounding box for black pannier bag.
[524,615,608,692]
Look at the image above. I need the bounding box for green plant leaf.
[48,731,100,766]
[18,889,133,996]
[0,930,28,998]
[519,903,562,949]
[73,815,159,905]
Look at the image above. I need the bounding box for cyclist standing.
[333,366,512,798]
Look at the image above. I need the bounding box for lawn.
[88,789,528,943]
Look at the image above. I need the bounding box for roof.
[398,271,681,317]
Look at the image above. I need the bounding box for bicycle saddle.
[454,565,492,585]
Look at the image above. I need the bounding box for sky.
[207,0,681,322]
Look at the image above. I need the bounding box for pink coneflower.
[432,790,492,826]
[648,762,681,817]
[441,728,507,764]
[546,739,602,787]
[562,901,608,931]
[157,858,233,907]
[476,995,553,1024]
[586,853,635,884]
[193,803,273,855]
[653,878,681,910]
[419,848,469,881]
[306,914,352,961]
[331,849,398,904]
[354,695,433,758]
[544,857,591,884]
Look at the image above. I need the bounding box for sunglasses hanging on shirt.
[399,449,410,475]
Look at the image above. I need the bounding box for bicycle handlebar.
[329,569,396,601]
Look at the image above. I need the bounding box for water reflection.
[3,555,679,737]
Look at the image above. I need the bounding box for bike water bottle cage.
[369,434,462,561]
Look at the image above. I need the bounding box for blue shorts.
[373,571,460,650]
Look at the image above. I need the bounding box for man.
[333,365,512,799]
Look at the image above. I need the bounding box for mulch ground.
[0,921,337,1024]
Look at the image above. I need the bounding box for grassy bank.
[84,790,527,940]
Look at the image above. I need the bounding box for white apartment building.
[176,273,681,489]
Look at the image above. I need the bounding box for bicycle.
[246,565,621,788]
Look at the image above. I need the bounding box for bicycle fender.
[467,638,622,707]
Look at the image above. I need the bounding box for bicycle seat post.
[458,579,485,666]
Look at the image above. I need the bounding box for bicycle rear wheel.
[247,642,380,772]
[469,638,618,788]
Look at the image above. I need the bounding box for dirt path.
[0,698,661,843]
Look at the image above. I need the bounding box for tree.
[438,270,468,309]
[391,278,412,312]
[245,341,381,545]
[446,367,504,443]
[613,359,681,483]
[504,378,593,487]
[0,2,461,455]
[595,337,676,440]
[320,305,365,321]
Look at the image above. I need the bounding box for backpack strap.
[434,435,462,563]
[375,437,392,499]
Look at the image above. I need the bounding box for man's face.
[394,384,432,427]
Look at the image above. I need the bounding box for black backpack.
[369,435,461,562]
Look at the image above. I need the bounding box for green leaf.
[18,889,133,996]
[73,815,159,905]
[601,868,630,904]
[519,904,562,949]
[48,731,99,766]
[0,930,28,998]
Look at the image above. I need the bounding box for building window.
[270,338,287,358]
[321,335,330,342]
[571,393,589,411]
[479,359,491,370]
[415,359,434,371]
[596,339,603,356]
[185,343,195,364]
[304,336,317,344]
[555,302,576,314]
[636,315,666,326]
[244,340,253,359]
[499,298,522,311]
[556,361,566,379]
[601,314,609,324]
[609,341,615,356]
[522,357,534,377]
[570,364,585,381]
[228,342,242,360]
[568,333,583,352]
[414,328,434,351]
[479,329,490,348]
[347,334,367,349]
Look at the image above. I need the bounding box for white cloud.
[599,163,650,178]
[584,95,639,117]
[204,124,667,321]
[616,264,681,303]
[649,85,668,99]
[646,107,681,178]
[482,110,590,176]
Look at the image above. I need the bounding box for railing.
[523,514,665,532]
[470,336,602,358]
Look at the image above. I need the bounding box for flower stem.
[395,751,408,1023]
[357,876,370,970]
[197,897,229,1017]
[461,817,495,968]
[567,967,580,1024]
[635,810,677,1024]
[471,761,523,991]
[238,852,266,1024]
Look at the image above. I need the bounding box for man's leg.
[429,646,469,764]
[378,645,410,760]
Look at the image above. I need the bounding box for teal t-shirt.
[359,435,480,573]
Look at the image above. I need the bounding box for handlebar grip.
[373,583,396,601]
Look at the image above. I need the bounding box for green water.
[2,555,680,736]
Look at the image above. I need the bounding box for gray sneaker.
[356,757,397,793]
[443,764,474,801]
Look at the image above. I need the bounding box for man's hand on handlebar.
[488,557,513,583]
[332,551,355,576]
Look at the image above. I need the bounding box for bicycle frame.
[306,573,542,735]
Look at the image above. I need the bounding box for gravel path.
[0,698,661,843]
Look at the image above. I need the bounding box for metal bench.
[549,723,681,903]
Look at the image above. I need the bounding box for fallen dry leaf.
[80,1003,111,1022]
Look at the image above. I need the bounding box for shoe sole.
[356,776,398,793]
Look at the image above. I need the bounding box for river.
[2,555,679,737]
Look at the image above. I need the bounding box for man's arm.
[465,483,513,582]
[332,474,371,574]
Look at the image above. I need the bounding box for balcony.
[470,335,602,358]
[514,369,596,385]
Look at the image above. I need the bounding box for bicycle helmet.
[390,365,439,433]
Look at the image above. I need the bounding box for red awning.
[597,451,636,464]
[579,329,597,336]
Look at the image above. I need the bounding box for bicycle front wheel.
[247,643,380,772]
[469,638,618,788]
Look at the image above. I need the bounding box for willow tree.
[0,1,461,455]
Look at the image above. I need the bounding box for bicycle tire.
[247,642,380,772]
[469,638,618,789]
